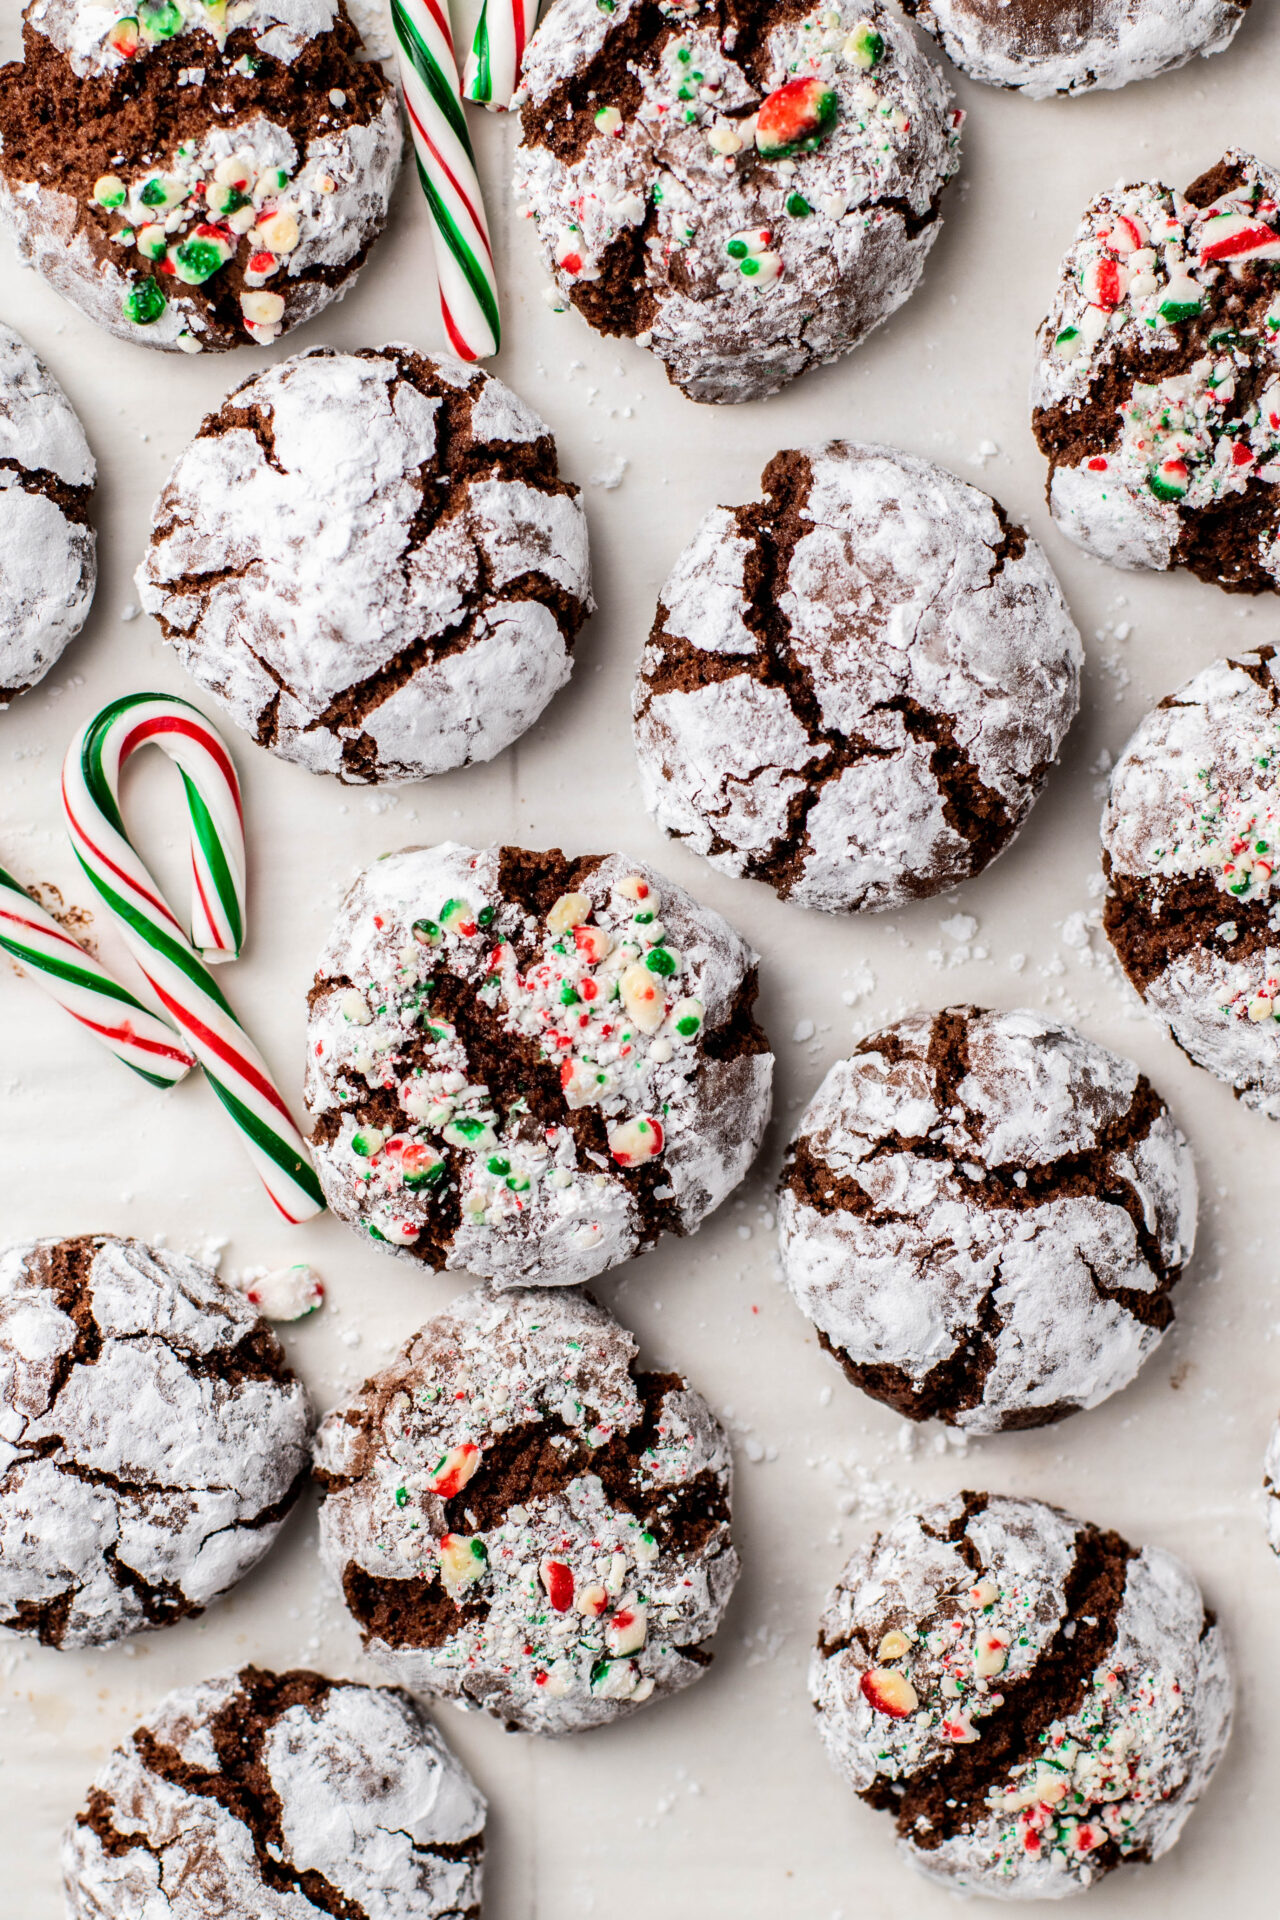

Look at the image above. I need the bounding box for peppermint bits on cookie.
[305,844,774,1285]
[1034,150,1280,591]
[313,1285,739,1735]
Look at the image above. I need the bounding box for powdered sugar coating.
[903,0,1247,100]
[811,1494,1233,1899]
[0,1236,311,1649]
[0,324,96,705]
[514,0,962,405]
[1032,151,1280,589]
[778,1007,1197,1433]
[314,1286,738,1736]
[305,842,773,1284]
[635,443,1082,913]
[1103,648,1280,1117]
[61,1666,485,1918]
[0,3,401,353]
[138,348,592,783]
[29,0,343,77]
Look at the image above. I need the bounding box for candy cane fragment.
[0,862,195,1087]
[464,0,541,111]
[62,694,324,1224]
[392,0,502,360]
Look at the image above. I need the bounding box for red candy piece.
[755,78,839,160]
[541,1560,575,1611]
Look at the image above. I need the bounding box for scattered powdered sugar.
[0,323,96,705]
[905,0,1246,100]
[31,0,343,78]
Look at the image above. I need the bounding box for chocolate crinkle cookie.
[0,322,96,706]
[137,346,592,783]
[778,1007,1197,1433]
[810,1493,1233,1899]
[514,0,963,405]
[305,842,774,1283]
[900,0,1249,100]
[314,1285,738,1736]
[0,0,401,353]
[1033,149,1280,592]
[62,1665,486,1919]
[633,443,1082,912]
[0,1235,312,1649]
[1102,645,1280,1117]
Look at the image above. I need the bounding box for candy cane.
[463,0,540,111]
[62,694,325,1225]
[391,0,502,360]
[0,862,195,1087]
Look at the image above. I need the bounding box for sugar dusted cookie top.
[1103,645,1280,1116]
[778,1005,1197,1433]
[139,348,592,783]
[0,1235,311,1649]
[0,0,401,351]
[314,1285,739,1735]
[515,0,962,404]
[305,842,773,1284]
[811,1493,1233,1898]
[61,1665,486,1918]
[1033,150,1280,591]
[0,323,96,706]
[902,0,1249,101]
[634,443,1081,912]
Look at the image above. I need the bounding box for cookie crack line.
[0,458,94,525]
[888,1515,1137,1852]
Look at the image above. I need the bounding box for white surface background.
[2,3,1280,1913]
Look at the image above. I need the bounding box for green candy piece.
[786,192,813,217]
[487,1156,511,1176]
[413,917,441,945]
[1158,297,1202,324]
[675,1013,701,1037]
[725,237,748,260]
[123,276,167,325]
[1148,471,1188,504]
[1054,326,1079,347]
[404,1163,445,1190]
[140,0,184,37]
[173,237,225,285]
[645,945,677,977]
[741,257,760,277]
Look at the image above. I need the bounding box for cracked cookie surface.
[62,1664,485,1918]
[810,1492,1232,1898]
[1033,150,1280,591]
[634,443,1082,912]
[314,1285,738,1735]
[0,1234,312,1648]
[0,322,96,706]
[0,0,401,353]
[777,1006,1197,1432]
[514,0,962,405]
[305,841,773,1284]
[137,345,593,782]
[900,0,1248,100]
[1103,645,1280,1115]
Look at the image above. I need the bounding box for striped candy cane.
[0,863,195,1087]
[62,694,325,1225]
[392,0,502,360]
[464,0,540,111]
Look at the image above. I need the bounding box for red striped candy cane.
[62,694,324,1224]
[0,863,195,1086]
[464,0,541,111]
[392,0,501,360]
